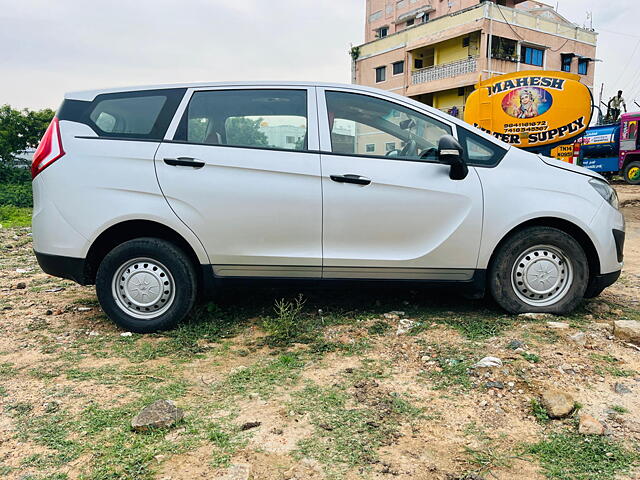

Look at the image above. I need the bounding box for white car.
[31,82,624,332]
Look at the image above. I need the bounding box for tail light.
[32,117,65,179]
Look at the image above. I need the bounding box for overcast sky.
[1,0,639,110]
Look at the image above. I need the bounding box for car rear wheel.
[96,237,197,333]
[623,161,640,185]
[489,227,588,314]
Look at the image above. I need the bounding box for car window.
[176,89,308,151]
[325,91,452,161]
[457,128,507,167]
[89,95,167,135]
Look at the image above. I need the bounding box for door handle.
[330,174,371,186]
[164,157,205,168]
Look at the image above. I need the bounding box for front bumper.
[586,269,621,297]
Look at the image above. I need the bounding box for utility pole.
[598,83,604,124]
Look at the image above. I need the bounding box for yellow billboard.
[464,70,592,149]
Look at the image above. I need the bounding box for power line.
[596,27,640,39]
[618,38,640,89]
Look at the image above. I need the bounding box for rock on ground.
[519,312,553,320]
[578,414,605,435]
[546,321,570,330]
[473,356,502,368]
[567,332,587,346]
[223,463,251,480]
[540,388,574,418]
[396,318,417,335]
[614,382,631,394]
[613,320,640,345]
[131,400,184,432]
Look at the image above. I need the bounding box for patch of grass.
[530,398,551,424]
[205,421,247,468]
[421,344,474,391]
[5,401,33,417]
[521,352,541,363]
[290,383,421,474]
[589,354,636,378]
[262,294,319,345]
[367,320,391,335]
[0,205,31,227]
[0,362,17,379]
[28,367,61,380]
[441,314,513,340]
[610,405,628,414]
[219,353,305,399]
[464,444,519,477]
[528,432,637,480]
[15,411,81,465]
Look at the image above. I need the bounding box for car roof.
[65,81,509,149]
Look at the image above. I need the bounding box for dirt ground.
[1,186,640,480]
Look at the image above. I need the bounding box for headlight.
[589,178,619,209]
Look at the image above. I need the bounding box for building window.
[369,10,382,22]
[377,26,389,38]
[375,66,386,83]
[414,58,423,69]
[385,142,396,152]
[406,18,414,26]
[392,61,404,75]
[458,87,466,97]
[462,37,470,47]
[418,12,429,23]
[490,36,517,62]
[521,46,544,67]
[578,58,589,75]
[561,54,572,72]
[366,144,375,153]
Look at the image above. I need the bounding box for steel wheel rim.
[629,167,640,181]
[511,245,573,307]
[111,257,175,319]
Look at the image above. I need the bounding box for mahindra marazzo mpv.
[31,82,624,332]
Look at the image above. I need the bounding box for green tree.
[226,117,269,147]
[0,105,55,163]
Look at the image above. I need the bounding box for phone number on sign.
[503,121,548,133]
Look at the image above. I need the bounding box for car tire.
[583,284,606,299]
[489,227,588,315]
[96,237,197,333]
[623,161,640,185]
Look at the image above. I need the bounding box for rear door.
[155,86,322,278]
[317,87,483,280]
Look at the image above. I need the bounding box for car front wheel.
[96,238,197,333]
[489,227,588,315]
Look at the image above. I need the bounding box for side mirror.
[438,135,468,180]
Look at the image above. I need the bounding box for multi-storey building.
[353,0,597,118]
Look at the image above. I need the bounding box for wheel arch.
[84,220,205,289]
[487,217,600,279]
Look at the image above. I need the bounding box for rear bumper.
[34,251,89,285]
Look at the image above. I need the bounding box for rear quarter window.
[58,88,186,140]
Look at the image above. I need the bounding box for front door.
[318,88,483,280]
[155,87,322,278]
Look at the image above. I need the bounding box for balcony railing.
[411,56,478,85]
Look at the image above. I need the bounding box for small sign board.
[464,70,592,149]
[550,144,573,162]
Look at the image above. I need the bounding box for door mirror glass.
[438,135,468,180]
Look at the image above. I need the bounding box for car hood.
[538,154,605,181]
